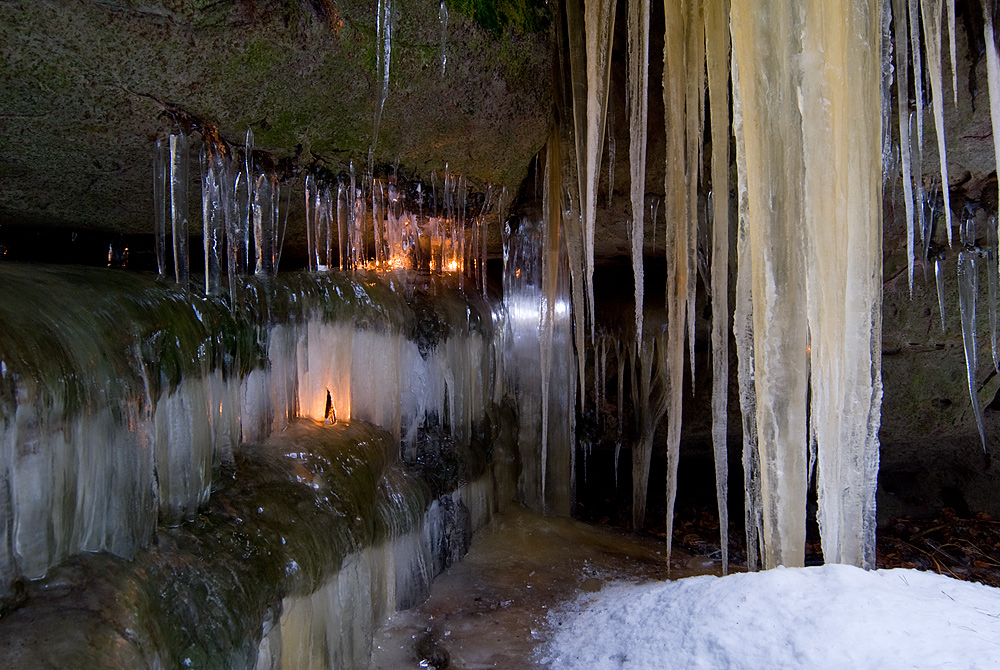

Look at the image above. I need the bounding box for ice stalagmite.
[705,0,730,575]
[921,0,953,246]
[801,0,882,568]
[892,0,917,294]
[730,0,809,569]
[627,0,650,348]
[584,0,617,340]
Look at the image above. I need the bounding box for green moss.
[448,0,549,35]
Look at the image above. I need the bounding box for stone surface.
[0,0,552,247]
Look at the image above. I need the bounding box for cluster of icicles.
[541,0,1000,574]
[152,128,496,296]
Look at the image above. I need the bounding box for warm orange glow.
[445,259,460,272]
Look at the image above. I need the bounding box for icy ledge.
[0,417,517,668]
[543,563,1000,669]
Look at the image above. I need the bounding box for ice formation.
[627,0,649,348]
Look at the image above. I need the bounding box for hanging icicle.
[705,0,731,576]
[921,0,954,246]
[627,0,650,348]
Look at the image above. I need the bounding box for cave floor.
[368,505,721,670]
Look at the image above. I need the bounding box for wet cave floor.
[368,505,721,670]
[369,504,1000,669]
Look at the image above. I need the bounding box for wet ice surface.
[368,505,718,669]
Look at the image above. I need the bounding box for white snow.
[543,565,1000,670]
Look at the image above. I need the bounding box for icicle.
[921,0,953,246]
[935,253,947,330]
[731,0,809,569]
[984,3,1000,255]
[992,214,1000,372]
[627,0,650,348]
[908,0,925,165]
[892,0,916,294]
[152,138,168,276]
[801,0,883,568]
[685,0,706,394]
[959,217,988,453]
[705,0,730,576]
[439,0,448,78]
[661,0,690,565]
[370,0,394,170]
[731,51,762,571]
[583,0,618,341]
[607,100,616,210]
[946,0,957,105]
[200,146,223,295]
[169,131,189,287]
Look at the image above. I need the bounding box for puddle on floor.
[368,505,723,669]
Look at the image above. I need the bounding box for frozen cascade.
[921,0,954,246]
[583,0,617,341]
[706,0,731,575]
[801,0,882,568]
[892,0,917,294]
[958,219,988,453]
[0,266,498,601]
[503,162,577,515]
[627,0,650,348]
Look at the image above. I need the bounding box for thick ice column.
[801,0,883,568]
[730,0,810,569]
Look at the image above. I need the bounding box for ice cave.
[3,0,1000,667]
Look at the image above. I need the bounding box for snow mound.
[542,564,1000,669]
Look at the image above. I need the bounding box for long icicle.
[583,0,617,341]
[731,0,809,569]
[661,0,689,567]
[801,0,883,568]
[705,0,730,576]
[892,0,917,294]
[628,0,650,349]
[685,0,706,393]
[958,218,988,454]
[921,0,953,246]
[731,50,762,570]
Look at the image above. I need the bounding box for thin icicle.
[152,138,168,277]
[169,131,189,287]
[607,103,616,210]
[935,254,947,330]
[958,239,987,453]
[685,0,706,394]
[370,0,394,170]
[992,214,1000,372]
[946,0,957,105]
[628,0,650,348]
[584,0,618,341]
[892,0,916,294]
[705,0,730,576]
[439,0,448,78]
[921,0,953,246]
